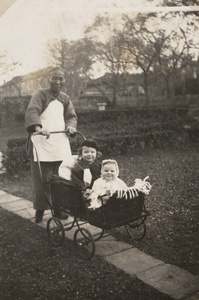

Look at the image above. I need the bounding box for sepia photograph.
[0,1,199,299]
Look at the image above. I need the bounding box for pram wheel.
[47,217,65,246]
[74,228,95,259]
[125,217,146,241]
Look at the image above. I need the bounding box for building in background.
[0,60,199,127]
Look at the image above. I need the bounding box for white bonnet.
[101,159,119,176]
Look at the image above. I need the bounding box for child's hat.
[81,139,99,151]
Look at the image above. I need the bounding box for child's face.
[81,146,97,164]
[101,163,117,182]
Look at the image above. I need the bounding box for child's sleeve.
[91,178,101,194]
[118,178,128,190]
[58,155,78,180]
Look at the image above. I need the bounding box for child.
[88,159,128,209]
[87,159,152,210]
[59,139,101,189]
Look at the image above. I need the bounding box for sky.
[0,0,199,84]
[0,0,143,83]
[0,0,16,17]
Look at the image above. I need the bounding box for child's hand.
[83,189,92,199]
[99,192,110,201]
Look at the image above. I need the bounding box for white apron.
[33,100,72,162]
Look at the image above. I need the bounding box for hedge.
[1,106,193,176]
[2,130,187,176]
[2,138,30,176]
[77,106,188,125]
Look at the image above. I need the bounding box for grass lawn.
[0,105,198,299]
[0,142,198,276]
[0,208,173,300]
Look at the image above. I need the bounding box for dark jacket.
[71,159,101,189]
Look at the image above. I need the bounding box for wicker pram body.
[49,174,146,230]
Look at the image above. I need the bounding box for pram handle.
[31,130,86,181]
[33,130,86,140]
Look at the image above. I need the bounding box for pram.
[32,131,150,259]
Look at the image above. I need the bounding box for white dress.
[32,100,72,162]
[88,177,128,209]
[92,177,128,195]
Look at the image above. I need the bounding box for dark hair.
[81,139,99,151]
[48,66,65,77]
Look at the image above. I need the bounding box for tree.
[85,16,135,107]
[95,37,135,106]
[0,50,18,86]
[154,11,197,99]
[162,0,199,17]
[47,38,94,98]
[120,13,168,103]
[121,10,197,102]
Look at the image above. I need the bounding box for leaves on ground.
[0,145,198,299]
[0,208,172,300]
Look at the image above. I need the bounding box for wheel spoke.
[47,217,65,246]
[125,218,146,241]
[74,228,95,259]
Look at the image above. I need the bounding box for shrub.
[98,131,179,155]
[71,130,185,156]
[77,107,188,126]
[2,138,30,176]
[2,106,191,176]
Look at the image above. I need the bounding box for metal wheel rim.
[125,219,146,241]
[74,228,95,259]
[47,217,65,246]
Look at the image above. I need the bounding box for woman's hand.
[66,126,76,136]
[34,126,50,139]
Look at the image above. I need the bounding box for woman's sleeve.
[25,90,45,132]
[64,95,78,129]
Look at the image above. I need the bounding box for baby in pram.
[85,159,152,210]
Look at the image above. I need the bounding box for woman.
[25,67,77,223]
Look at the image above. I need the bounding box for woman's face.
[81,146,97,164]
[101,163,117,182]
[49,70,65,94]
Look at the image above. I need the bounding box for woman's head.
[79,139,100,164]
[48,67,65,94]
[101,159,119,182]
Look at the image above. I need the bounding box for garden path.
[0,190,198,300]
